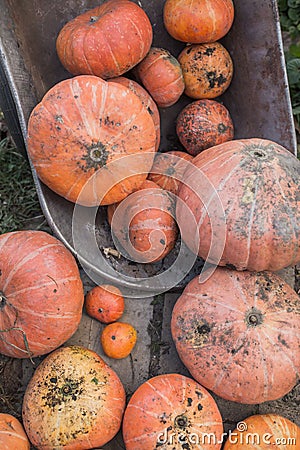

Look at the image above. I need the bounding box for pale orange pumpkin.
[22,345,126,449]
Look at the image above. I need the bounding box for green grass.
[0,134,46,234]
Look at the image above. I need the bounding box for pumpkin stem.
[0,291,7,309]
[174,414,188,429]
[245,308,264,327]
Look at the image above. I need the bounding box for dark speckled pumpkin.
[176,99,234,155]
[178,42,233,99]
[177,138,300,271]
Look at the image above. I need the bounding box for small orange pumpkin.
[163,0,234,43]
[224,414,300,449]
[134,47,185,107]
[101,322,137,359]
[22,345,126,449]
[176,99,234,155]
[110,76,161,150]
[109,180,178,263]
[27,75,156,206]
[56,0,153,79]
[148,150,193,194]
[122,373,223,449]
[0,413,30,450]
[85,284,125,323]
[178,42,233,99]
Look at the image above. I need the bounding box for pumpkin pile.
[0,0,299,449]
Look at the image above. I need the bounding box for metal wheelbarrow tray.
[0,0,297,294]
[0,1,299,448]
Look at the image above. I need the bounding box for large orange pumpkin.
[110,180,178,263]
[178,42,234,99]
[110,76,161,150]
[134,47,185,108]
[0,230,84,358]
[171,268,300,404]
[148,150,193,195]
[177,138,300,271]
[176,99,234,155]
[22,345,126,449]
[223,414,300,449]
[163,0,234,43]
[56,0,153,79]
[0,413,30,450]
[27,75,156,206]
[122,373,223,449]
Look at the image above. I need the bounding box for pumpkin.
[110,180,178,263]
[163,0,234,43]
[56,0,153,79]
[85,284,125,323]
[27,75,156,206]
[22,345,126,449]
[134,47,185,108]
[101,322,137,359]
[176,138,300,271]
[122,373,223,449]
[110,76,161,150]
[176,99,234,156]
[148,150,193,195]
[0,413,30,450]
[178,42,233,99]
[171,267,300,404]
[0,230,84,358]
[224,414,300,449]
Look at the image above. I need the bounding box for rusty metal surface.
[0,0,297,293]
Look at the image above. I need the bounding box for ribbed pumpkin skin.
[135,47,185,107]
[56,0,153,79]
[110,180,178,263]
[178,42,233,99]
[148,150,193,195]
[0,413,30,450]
[177,138,300,271]
[0,231,84,358]
[110,76,160,150]
[123,373,223,450]
[176,99,234,155]
[22,346,126,449]
[224,414,300,449]
[171,268,300,404]
[163,0,234,43]
[27,75,156,206]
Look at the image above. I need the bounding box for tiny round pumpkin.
[110,180,178,263]
[176,138,300,271]
[134,47,185,108]
[22,345,125,449]
[178,42,233,99]
[0,230,84,358]
[0,413,30,450]
[171,267,300,404]
[101,322,137,359]
[110,77,161,151]
[27,75,156,206]
[56,0,153,79]
[122,373,223,449]
[223,414,300,449]
[148,150,193,195]
[85,284,125,323]
[176,99,234,155]
[163,0,234,43]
